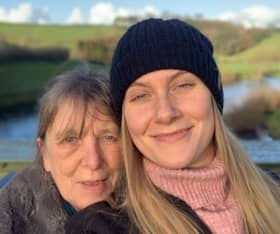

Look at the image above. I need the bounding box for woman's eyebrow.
[95,123,120,134]
[128,81,148,88]
[170,70,188,80]
[55,129,79,141]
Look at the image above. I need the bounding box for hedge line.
[0,41,69,63]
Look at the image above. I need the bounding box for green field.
[0,23,280,108]
[0,23,124,57]
[228,34,280,63]
[0,60,78,107]
[0,61,109,107]
[218,33,280,82]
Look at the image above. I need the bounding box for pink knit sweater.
[143,157,244,234]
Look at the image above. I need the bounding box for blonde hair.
[116,97,280,234]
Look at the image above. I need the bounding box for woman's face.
[38,102,121,211]
[124,69,215,169]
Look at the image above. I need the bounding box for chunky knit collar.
[143,157,233,210]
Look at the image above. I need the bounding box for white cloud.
[67,7,84,24]
[217,5,280,28]
[0,2,161,25]
[0,3,49,24]
[139,5,161,18]
[89,2,115,25]
[9,3,33,23]
[116,7,135,18]
[89,2,161,25]
[0,7,8,21]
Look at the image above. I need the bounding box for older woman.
[0,67,121,233]
[66,18,280,234]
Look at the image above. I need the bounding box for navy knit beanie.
[110,18,224,124]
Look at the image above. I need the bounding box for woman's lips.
[153,127,192,143]
[79,178,108,192]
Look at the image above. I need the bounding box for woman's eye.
[102,135,118,142]
[176,82,193,89]
[64,136,78,144]
[130,93,147,102]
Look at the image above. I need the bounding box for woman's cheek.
[125,107,152,135]
[59,155,81,176]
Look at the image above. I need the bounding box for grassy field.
[0,23,280,108]
[217,33,280,82]
[0,23,124,57]
[218,33,280,82]
[0,60,77,107]
[228,34,280,63]
[0,60,109,107]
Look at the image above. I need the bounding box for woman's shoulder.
[0,166,42,193]
[0,165,58,213]
[0,167,40,232]
[66,201,134,234]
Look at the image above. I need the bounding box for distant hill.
[0,19,274,58]
[218,33,280,81]
[0,23,123,58]
[184,18,273,55]
[227,33,280,62]
[0,19,279,84]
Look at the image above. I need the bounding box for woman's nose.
[82,139,103,170]
[155,94,181,124]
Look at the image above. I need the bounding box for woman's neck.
[143,156,230,209]
[143,156,244,234]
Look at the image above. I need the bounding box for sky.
[0,1,280,28]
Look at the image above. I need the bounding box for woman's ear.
[37,137,50,171]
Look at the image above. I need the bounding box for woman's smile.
[79,178,109,192]
[152,127,193,143]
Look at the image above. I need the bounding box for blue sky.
[0,1,280,27]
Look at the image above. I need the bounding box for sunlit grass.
[228,34,280,62]
[0,23,124,57]
[219,61,280,82]
[216,33,280,82]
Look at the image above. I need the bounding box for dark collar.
[61,197,76,216]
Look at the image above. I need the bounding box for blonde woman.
[67,18,280,234]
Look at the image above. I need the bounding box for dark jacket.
[66,193,212,234]
[66,169,280,234]
[0,165,70,234]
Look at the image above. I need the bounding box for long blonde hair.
[116,97,280,234]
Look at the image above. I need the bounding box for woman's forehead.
[50,100,115,134]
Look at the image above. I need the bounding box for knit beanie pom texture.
[110,18,224,124]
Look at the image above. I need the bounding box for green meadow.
[0,60,109,108]
[1,22,279,84]
[229,34,280,63]
[0,60,80,107]
[219,33,280,82]
[0,23,123,57]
